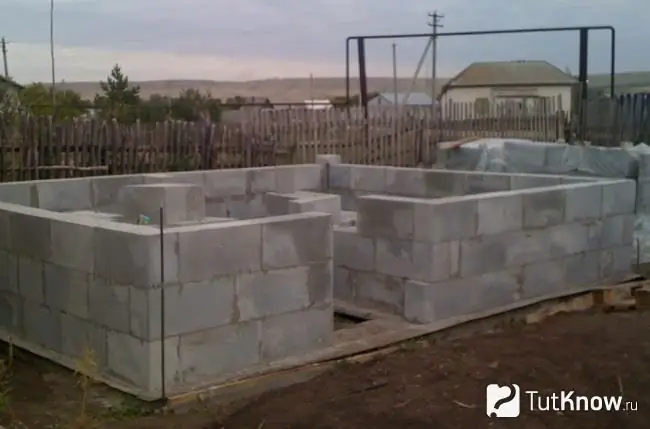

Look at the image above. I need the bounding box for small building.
[0,75,24,97]
[304,99,332,110]
[439,60,577,116]
[368,92,434,107]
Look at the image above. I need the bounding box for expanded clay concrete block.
[601,180,636,217]
[565,251,600,288]
[43,264,89,319]
[34,178,93,211]
[564,183,602,223]
[91,174,144,210]
[49,218,95,272]
[328,164,352,189]
[600,246,633,280]
[237,263,331,322]
[0,208,9,250]
[463,172,510,194]
[509,174,562,190]
[350,271,404,312]
[88,277,130,333]
[357,195,415,240]
[178,321,261,386]
[8,207,53,260]
[163,276,236,337]
[503,141,548,172]
[374,238,458,283]
[349,165,387,193]
[404,269,521,324]
[0,250,15,293]
[275,165,322,192]
[288,194,341,223]
[0,182,37,207]
[476,192,523,235]
[18,256,44,302]
[118,183,206,225]
[413,196,477,243]
[23,301,62,352]
[0,292,22,332]
[60,313,107,366]
[385,167,467,198]
[522,259,566,299]
[177,221,262,283]
[333,227,374,272]
[246,167,277,194]
[262,213,332,269]
[522,187,566,228]
[260,306,332,361]
[263,192,292,216]
[315,154,341,165]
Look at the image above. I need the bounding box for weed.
[0,340,14,417]
[69,345,99,429]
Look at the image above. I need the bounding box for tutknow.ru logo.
[486,384,638,418]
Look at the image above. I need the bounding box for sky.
[0,0,646,83]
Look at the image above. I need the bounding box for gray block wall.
[0,164,332,399]
[334,176,635,324]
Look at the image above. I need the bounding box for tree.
[95,64,141,123]
[18,83,89,120]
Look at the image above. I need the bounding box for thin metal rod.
[392,42,398,146]
[159,206,166,399]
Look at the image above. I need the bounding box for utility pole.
[427,11,443,111]
[1,37,8,78]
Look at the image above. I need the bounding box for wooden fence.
[583,93,650,145]
[0,97,568,182]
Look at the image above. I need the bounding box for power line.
[1,37,8,78]
[427,10,444,111]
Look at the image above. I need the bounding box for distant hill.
[53,71,650,102]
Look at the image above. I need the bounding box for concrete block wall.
[322,160,597,211]
[334,178,635,324]
[0,165,332,399]
[0,164,322,218]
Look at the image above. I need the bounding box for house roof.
[0,75,24,90]
[448,60,577,88]
[376,92,434,105]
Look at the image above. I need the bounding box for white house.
[439,60,576,116]
[368,92,434,107]
[304,99,333,110]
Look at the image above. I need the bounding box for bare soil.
[2,310,649,429]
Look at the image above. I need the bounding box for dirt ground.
[1,310,649,429]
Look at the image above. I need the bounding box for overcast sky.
[0,0,645,83]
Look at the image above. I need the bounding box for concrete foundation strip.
[166,276,646,412]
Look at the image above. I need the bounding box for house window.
[474,97,489,116]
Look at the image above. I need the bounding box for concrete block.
[0,292,22,332]
[592,215,628,248]
[349,166,386,193]
[334,267,354,299]
[638,153,650,178]
[107,330,179,393]
[49,219,95,272]
[503,141,547,171]
[260,306,332,361]
[506,224,590,267]
[60,313,107,367]
[94,227,175,286]
[44,264,89,319]
[88,276,130,331]
[203,169,248,198]
[288,194,341,223]
[350,271,404,312]
[404,269,521,324]
[357,195,415,240]
[424,170,467,197]
[522,188,566,228]
[328,165,352,189]
[375,238,457,283]
[635,180,650,214]
[0,182,37,206]
[0,208,9,250]
[315,154,341,165]
[476,192,523,235]
[602,180,636,217]
[143,171,204,187]
[23,301,62,352]
[35,178,93,211]
[413,197,477,243]
[385,167,427,197]
[275,165,321,192]
[600,246,633,281]
[118,183,206,225]
[177,221,261,282]
[164,276,236,336]
[9,209,52,260]
[178,321,260,385]
[263,192,292,216]
[460,235,508,277]
[522,259,566,299]
[246,167,276,193]
[565,183,602,222]
[333,227,374,272]
[463,172,510,194]
[262,213,332,269]
[129,286,159,341]
[565,251,600,288]
[0,250,17,293]
[373,238,413,279]
[546,223,592,256]
[510,174,562,190]
[238,267,313,321]
[18,256,44,302]
[91,174,144,210]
